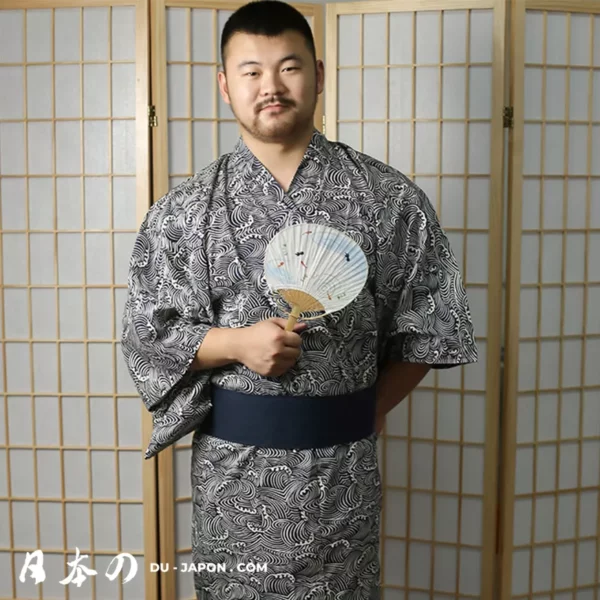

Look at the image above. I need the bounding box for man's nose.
[260,70,285,96]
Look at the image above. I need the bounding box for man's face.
[218,30,324,143]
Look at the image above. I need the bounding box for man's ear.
[217,70,231,105]
[315,59,325,95]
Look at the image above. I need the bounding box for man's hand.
[235,318,306,377]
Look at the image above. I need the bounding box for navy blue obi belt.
[198,384,377,450]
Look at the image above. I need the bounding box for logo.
[19,548,138,587]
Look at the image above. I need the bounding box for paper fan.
[264,223,368,331]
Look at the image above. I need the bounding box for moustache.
[257,98,294,111]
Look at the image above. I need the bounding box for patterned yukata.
[121,129,478,599]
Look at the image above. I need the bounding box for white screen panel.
[512,8,600,599]
[0,4,147,599]
[166,5,237,180]
[333,6,497,598]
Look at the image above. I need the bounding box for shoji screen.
[501,2,600,599]
[325,1,505,598]
[149,2,323,598]
[0,2,154,599]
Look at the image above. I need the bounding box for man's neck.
[242,126,315,192]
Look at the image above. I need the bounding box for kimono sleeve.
[376,184,478,368]
[120,192,214,416]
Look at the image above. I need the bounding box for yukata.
[121,129,478,599]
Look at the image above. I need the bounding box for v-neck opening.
[255,146,309,196]
[229,129,334,215]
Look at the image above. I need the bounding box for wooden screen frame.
[499,1,600,599]
[324,1,506,598]
[0,1,157,599]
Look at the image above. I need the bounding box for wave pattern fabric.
[191,431,382,600]
[121,129,478,598]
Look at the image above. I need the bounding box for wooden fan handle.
[285,305,302,331]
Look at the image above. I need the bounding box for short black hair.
[220,0,316,66]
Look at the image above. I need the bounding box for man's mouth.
[259,101,292,112]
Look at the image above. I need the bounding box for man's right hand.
[235,318,306,377]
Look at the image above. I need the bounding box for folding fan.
[264,223,369,331]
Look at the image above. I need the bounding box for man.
[121,1,478,598]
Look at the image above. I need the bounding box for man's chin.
[246,119,302,143]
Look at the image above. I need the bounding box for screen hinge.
[148,105,158,128]
[503,106,514,129]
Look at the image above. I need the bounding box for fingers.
[267,319,305,348]
[269,318,307,332]
[279,346,301,360]
[282,331,303,348]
